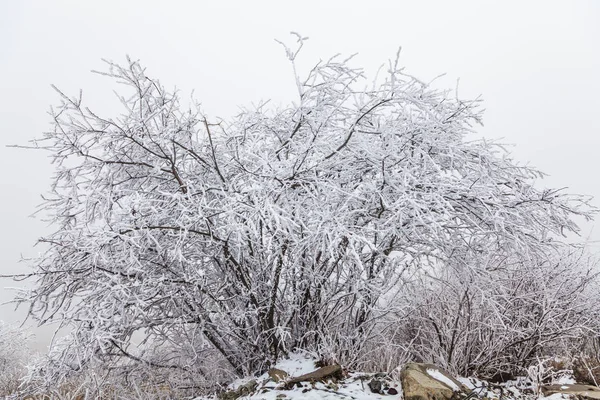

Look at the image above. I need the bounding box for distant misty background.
[1,0,599,352]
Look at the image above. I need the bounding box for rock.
[218,390,239,400]
[238,380,257,395]
[388,387,399,395]
[285,364,343,389]
[542,384,600,399]
[401,363,470,400]
[268,368,289,382]
[218,379,258,400]
[368,378,384,394]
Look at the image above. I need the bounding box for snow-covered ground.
[194,353,401,399]
[223,378,398,400]
[194,353,577,400]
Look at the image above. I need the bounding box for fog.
[1,0,598,352]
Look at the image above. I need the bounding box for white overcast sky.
[1,1,599,351]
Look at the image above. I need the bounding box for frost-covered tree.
[13,36,595,387]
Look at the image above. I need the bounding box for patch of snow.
[556,376,576,385]
[273,352,321,377]
[224,375,259,393]
[239,379,397,399]
[457,376,483,390]
[560,385,570,389]
[426,368,459,391]
[226,352,319,391]
[505,376,533,390]
[195,376,400,399]
[539,393,569,400]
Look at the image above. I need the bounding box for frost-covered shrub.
[12,36,595,389]
[0,321,31,396]
[399,248,600,378]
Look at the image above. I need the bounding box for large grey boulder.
[401,363,470,400]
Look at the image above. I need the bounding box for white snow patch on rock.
[426,368,459,391]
